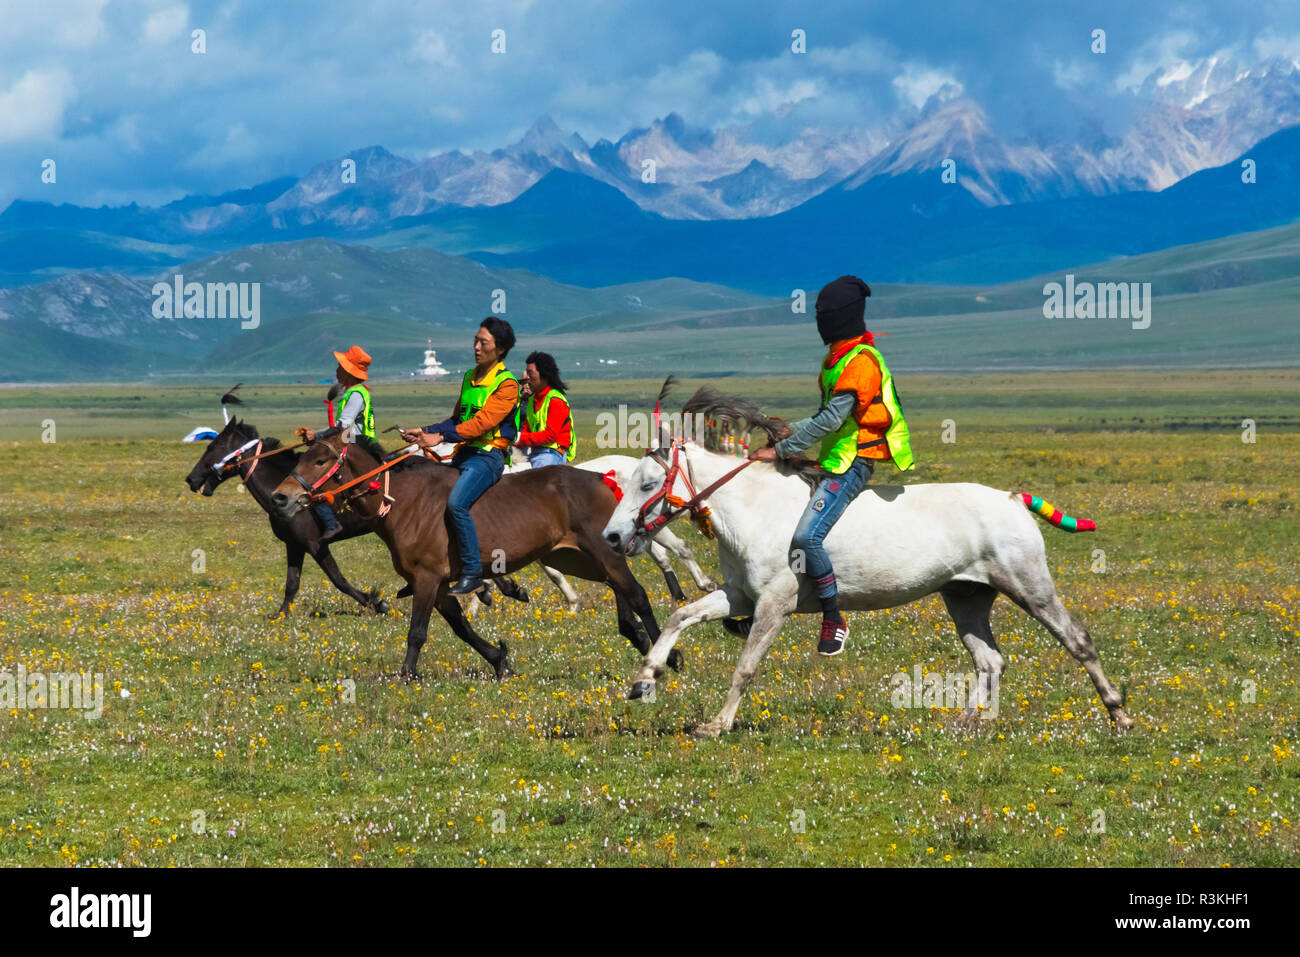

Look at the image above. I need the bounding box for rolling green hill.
[3,221,1298,382]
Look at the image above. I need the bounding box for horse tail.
[1018,492,1097,532]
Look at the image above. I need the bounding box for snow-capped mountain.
[3,51,1300,282]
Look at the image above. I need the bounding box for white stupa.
[414,340,449,378]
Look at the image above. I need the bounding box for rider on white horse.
[747,275,914,656]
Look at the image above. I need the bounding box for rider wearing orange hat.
[299,346,377,542]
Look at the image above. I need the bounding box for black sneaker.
[319,523,343,543]
[721,617,754,638]
[817,617,849,656]
[449,575,485,595]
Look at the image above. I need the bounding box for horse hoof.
[667,649,684,672]
[516,588,530,603]
[628,680,656,701]
[494,642,512,680]
[374,600,391,615]
[266,610,288,621]
[1112,710,1136,732]
[693,721,723,739]
[565,602,579,615]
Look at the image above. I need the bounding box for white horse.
[600,409,1134,738]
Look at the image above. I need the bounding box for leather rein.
[635,438,753,539]
[289,443,441,517]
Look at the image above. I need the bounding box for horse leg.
[695,591,795,738]
[312,543,380,612]
[435,592,511,680]
[992,565,1134,731]
[606,563,667,668]
[652,526,716,592]
[270,540,306,619]
[647,540,687,602]
[614,591,651,656]
[493,576,531,604]
[940,582,1003,727]
[628,587,733,698]
[401,578,438,680]
[541,563,580,613]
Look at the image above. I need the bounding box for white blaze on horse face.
[601,453,659,551]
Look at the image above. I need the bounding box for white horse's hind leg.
[993,565,1134,731]
[651,526,716,592]
[628,587,733,697]
[541,564,580,613]
[940,582,1004,726]
[695,590,797,738]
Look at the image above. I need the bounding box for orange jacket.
[823,334,891,460]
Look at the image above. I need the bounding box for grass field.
[0,372,1296,866]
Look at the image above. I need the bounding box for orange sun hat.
[333,345,372,380]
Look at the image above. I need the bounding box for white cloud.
[0,68,76,143]
[141,4,190,46]
[1051,59,1086,91]
[891,64,963,108]
[1112,30,1199,92]
[734,77,819,118]
[411,29,459,70]
[1252,30,1300,63]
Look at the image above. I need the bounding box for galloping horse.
[269,434,670,679]
[602,387,1135,738]
[184,416,390,618]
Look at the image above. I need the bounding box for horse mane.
[681,386,786,444]
[681,386,826,491]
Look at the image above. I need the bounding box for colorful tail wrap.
[1020,493,1097,533]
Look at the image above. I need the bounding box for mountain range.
[4,53,1299,289]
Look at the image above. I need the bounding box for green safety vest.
[455,363,520,452]
[524,387,576,462]
[335,384,376,441]
[817,343,914,474]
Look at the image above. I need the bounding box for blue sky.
[1,0,1298,209]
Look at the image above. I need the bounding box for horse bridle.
[290,444,349,498]
[634,437,753,539]
[211,437,261,477]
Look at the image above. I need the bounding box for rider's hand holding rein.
[749,420,791,461]
[401,428,441,449]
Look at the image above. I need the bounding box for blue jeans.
[312,502,340,531]
[525,447,566,468]
[447,447,505,577]
[790,457,873,599]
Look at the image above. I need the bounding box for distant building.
[413,340,449,378]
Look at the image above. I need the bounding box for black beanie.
[815,275,871,345]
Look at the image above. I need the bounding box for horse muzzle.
[272,490,309,517]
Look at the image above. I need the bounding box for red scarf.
[824,330,875,368]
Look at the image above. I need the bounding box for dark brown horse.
[185,417,391,618]
[269,434,674,679]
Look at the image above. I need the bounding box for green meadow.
[0,371,1295,865]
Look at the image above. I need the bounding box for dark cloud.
[0,0,1295,208]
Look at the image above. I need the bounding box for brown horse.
[269,435,673,679]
